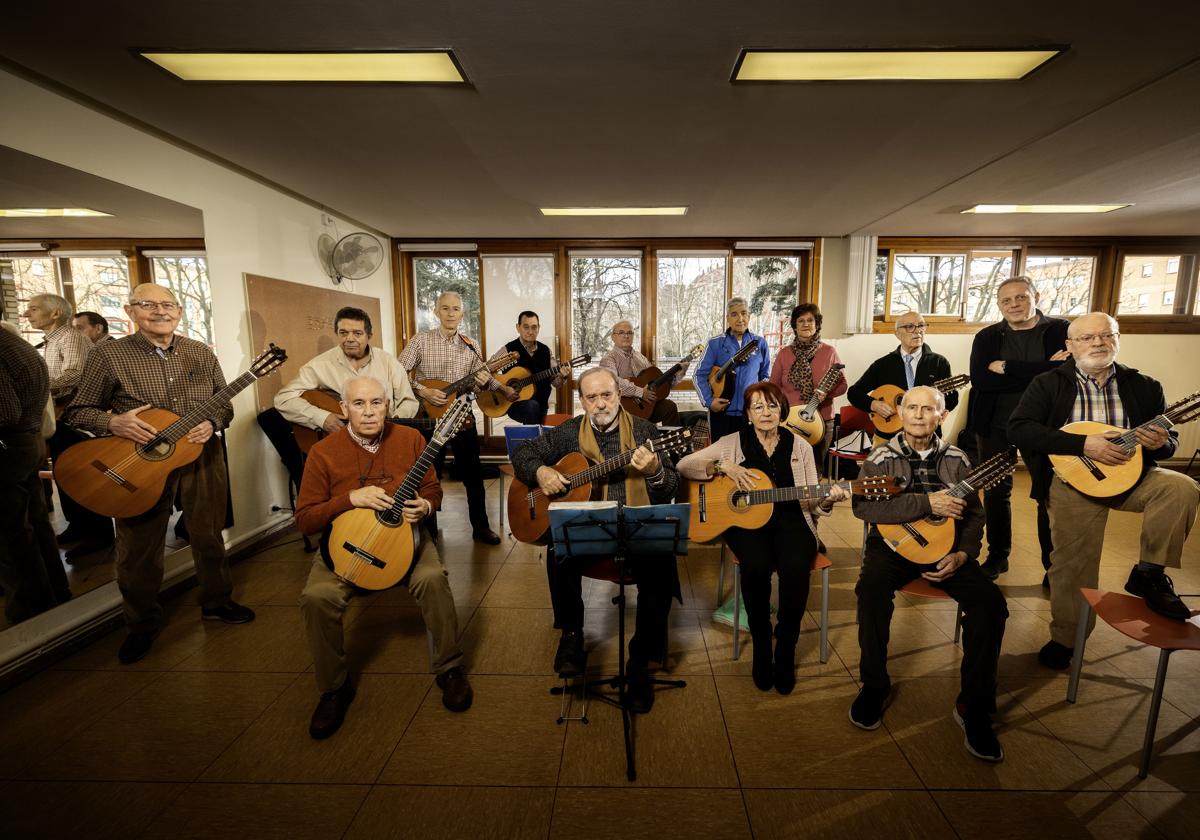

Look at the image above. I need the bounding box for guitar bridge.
[92,459,138,493]
[698,484,707,523]
[342,541,386,569]
[1076,455,1106,481]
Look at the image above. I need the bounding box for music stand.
[548,501,690,782]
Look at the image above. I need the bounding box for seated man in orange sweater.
[296,376,472,739]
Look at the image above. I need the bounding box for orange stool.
[1066,588,1200,778]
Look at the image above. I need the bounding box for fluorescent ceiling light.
[140,51,466,83]
[399,243,478,252]
[0,242,49,251]
[733,49,1062,81]
[540,207,688,216]
[0,208,111,218]
[961,204,1130,214]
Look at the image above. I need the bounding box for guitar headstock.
[567,354,591,368]
[851,475,904,498]
[490,351,520,372]
[686,343,706,362]
[648,428,693,458]
[250,343,288,378]
[1166,390,1200,425]
[817,363,845,390]
[433,394,475,445]
[972,446,1018,491]
[937,373,971,391]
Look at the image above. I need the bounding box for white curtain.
[844,234,878,334]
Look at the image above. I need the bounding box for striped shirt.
[64,332,233,436]
[896,435,945,494]
[39,323,91,400]
[398,328,500,391]
[599,346,687,399]
[1069,365,1127,428]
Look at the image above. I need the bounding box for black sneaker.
[201,601,257,624]
[1037,640,1073,671]
[979,556,1009,580]
[849,685,889,730]
[309,678,356,739]
[626,660,654,714]
[436,666,474,713]
[954,703,1004,762]
[1124,567,1191,622]
[554,630,586,678]
[117,630,158,665]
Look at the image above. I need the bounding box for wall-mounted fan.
[319,232,384,285]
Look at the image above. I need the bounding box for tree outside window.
[570,255,640,363]
[734,256,800,352]
[153,256,214,346]
[414,257,482,339]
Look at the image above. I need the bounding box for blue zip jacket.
[695,329,772,415]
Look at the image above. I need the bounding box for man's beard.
[591,407,617,427]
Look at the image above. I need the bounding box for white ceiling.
[2,0,1198,238]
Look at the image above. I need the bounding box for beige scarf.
[578,410,650,506]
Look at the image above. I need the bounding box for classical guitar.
[507,427,693,545]
[54,344,288,518]
[621,343,704,420]
[417,350,518,419]
[1049,390,1200,497]
[291,389,436,455]
[323,395,475,590]
[783,363,846,446]
[870,374,970,435]
[876,447,1017,565]
[477,354,590,418]
[688,472,902,543]
[707,338,762,404]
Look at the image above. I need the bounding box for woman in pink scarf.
[769,303,846,470]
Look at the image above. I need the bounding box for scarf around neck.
[577,409,650,506]
[787,331,823,401]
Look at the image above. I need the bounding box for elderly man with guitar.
[510,366,687,713]
[1007,312,1200,672]
[483,310,572,424]
[850,385,1009,763]
[599,320,690,427]
[697,297,772,443]
[295,376,472,739]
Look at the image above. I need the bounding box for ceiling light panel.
[733,49,1062,82]
[0,208,112,217]
[961,204,1130,214]
[140,51,467,83]
[540,207,689,216]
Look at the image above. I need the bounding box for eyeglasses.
[130,301,180,313]
[612,330,635,336]
[748,402,780,414]
[896,324,927,333]
[1068,332,1119,344]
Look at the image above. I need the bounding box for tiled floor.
[1,472,1198,838]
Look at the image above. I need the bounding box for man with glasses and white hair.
[599,319,685,427]
[1008,312,1199,671]
[969,276,1071,581]
[848,310,958,446]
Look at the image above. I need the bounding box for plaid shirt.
[64,332,233,436]
[1069,364,1127,428]
[896,434,946,494]
[599,346,686,399]
[0,328,50,434]
[39,323,91,399]
[398,328,500,391]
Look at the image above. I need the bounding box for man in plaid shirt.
[399,291,503,544]
[64,283,256,664]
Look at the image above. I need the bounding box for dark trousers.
[48,424,113,539]
[440,426,490,531]
[508,398,548,425]
[978,428,1053,568]
[256,408,306,489]
[856,538,1008,712]
[725,511,816,645]
[545,546,675,665]
[708,410,744,443]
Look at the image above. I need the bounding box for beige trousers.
[299,535,462,693]
[1046,467,1200,646]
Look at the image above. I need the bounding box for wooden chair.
[1066,588,1200,779]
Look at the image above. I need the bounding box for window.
[414,256,482,340]
[1167,258,1180,274]
[12,257,61,344]
[151,254,213,345]
[1138,293,1150,307]
[1142,263,1154,278]
[656,253,727,367]
[1116,254,1196,316]
[964,251,1014,322]
[732,255,801,353]
[569,252,641,364]
[69,256,132,334]
[873,255,888,317]
[1164,290,1175,306]
[1022,255,1094,316]
[890,253,966,316]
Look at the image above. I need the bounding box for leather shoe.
[117,630,158,665]
[554,630,586,678]
[436,666,474,712]
[979,556,1009,580]
[626,660,654,714]
[201,601,257,624]
[1038,640,1073,671]
[472,527,502,545]
[1124,566,1191,622]
[309,678,356,739]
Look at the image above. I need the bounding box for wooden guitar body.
[416,380,459,418]
[323,508,416,590]
[1049,421,1144,497]
[621,368,671,420]
[507,451,592,544]
[707,367,736,402]
[876,517,956,565]
[868,383,906,435]
[688,470,774,543]
[478,366,533,417]
[783,406,825,446]
[54,407,203,518]
[292,389,342,454]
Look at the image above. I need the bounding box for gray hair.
[578,366,620,396]
[1067,311,1119,338]
[32,293,72,324]
[341,375,388,401]
[901,385,945,412]
[436,291,464,307]
[997,275,1037,297]
[727,297,749,315]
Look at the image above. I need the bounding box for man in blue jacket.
[969,277,1070,580]
[695,297,771,442]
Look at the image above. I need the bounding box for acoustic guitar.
[417,351,518,418]
[507,427,693,544]
[782,364,846,445]
[688,471,902,543]
[621,344,704,420]
[706,338,762,403]
[869,374,971,435]
[1049,390,1200,497]
[876,447,1017,565]
[291,389,436,455]
[323,395,475,590]
[477,354,590,418]
[54,344,288,519]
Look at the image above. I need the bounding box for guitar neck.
[949,461,1013,498]
[160,370,256,442]
[386,435,448,513]
[566,448,638,489]
[804,368,843,413]
[516,366,560,388]
[1112,415,1174,452]
[742,480,852,506]
[651,363,684,389]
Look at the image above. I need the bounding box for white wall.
[0,68,395,545]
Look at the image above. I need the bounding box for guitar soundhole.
[730,491,751,511]
[376,511,403,527]
[136,438,175,462]
[800,411,813,423]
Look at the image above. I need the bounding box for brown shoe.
[472,528,502,545]
[436,667,474,712]
[309,678,356,739]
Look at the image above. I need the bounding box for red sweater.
[295,424,442,535]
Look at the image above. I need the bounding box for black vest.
[505,338,553,403]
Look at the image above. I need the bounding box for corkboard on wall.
[244,273,383,413]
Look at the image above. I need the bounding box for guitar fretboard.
[804,365,845,414]
[739,480,854,506]
[948,453,1016,499]
[157,370,257,444]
